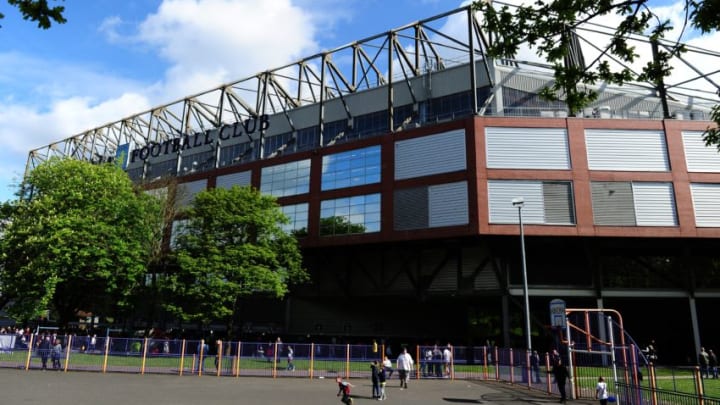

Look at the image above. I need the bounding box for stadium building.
[25,5,720,362]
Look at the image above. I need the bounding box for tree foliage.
[1,0,67,29]
[473,0,720,145]
[0,158,162,325]
[163,186,307,334]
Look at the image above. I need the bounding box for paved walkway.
[0,368,599,405]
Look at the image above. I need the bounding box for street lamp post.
[512,197,532,357]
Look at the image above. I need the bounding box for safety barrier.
[1,334,718,404]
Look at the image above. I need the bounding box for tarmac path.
[0,368,597,405]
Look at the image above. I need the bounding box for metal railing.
[1,334,718,405]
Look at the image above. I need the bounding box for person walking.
[378,363,388,401]
[51,339,63,370]
[552,358,570,403]
[287,346,295,371]
[370,360,380,398]
[397,347,414,389]
[699,347,710,379]
[37,335,51,370]
[596,376,609,405]
[531,350,542,383]
[710,349,719,379]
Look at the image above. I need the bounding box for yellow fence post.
[694,366,704,405]
[63,334,72,372]
[310,343,314,379]
[141,338,148,374]
[509,348,514,384]
[179,339,186,376]
[415,345,421,380]
[216,340,222,377]
[102,336,110,373]
[649,363,658,405]
[272,341,278,378]
[24,333,35,371]
[198,339,205,377]
[235,341,241,377]
[482,346,488,380]
[494,346,500,381]
[346,344,350,379]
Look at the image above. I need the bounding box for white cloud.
[136,0,319,99]
[0,0,325,202]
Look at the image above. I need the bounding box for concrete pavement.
[0,368,598,405]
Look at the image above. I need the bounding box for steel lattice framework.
[24,3,720,178]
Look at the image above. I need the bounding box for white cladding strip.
[485,127,570,169]
[682,131,720,173]
[632,182,678,226]
[175,179,207,208]
[487,180,545,224]
[428,181,469,228]
[216,170,252,189]
[170,219,188,249]
[145,187,168,200]
[585,129,669,171]
[690,183,720,227]
[394,129,466,180]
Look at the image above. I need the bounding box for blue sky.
[0,0,714,203]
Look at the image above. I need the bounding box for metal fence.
[1,334,718,405]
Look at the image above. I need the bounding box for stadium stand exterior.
[23,4,720,364]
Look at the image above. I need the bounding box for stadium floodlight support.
[512,197,532,357]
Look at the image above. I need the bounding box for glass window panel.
[321,146,381,191]
[319,193,381,236]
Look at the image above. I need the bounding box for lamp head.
[512,197,525,208]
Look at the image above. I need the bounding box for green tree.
[164,185,307,337]
[473,0,720,146]
[0,158,162,326]
[1,0,67,29]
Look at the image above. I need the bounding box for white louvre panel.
[487,180,544,224]
[175,179,207,208]
[585,129,669,171]
[485,127,570,169]
[682,131,720,172]
[690,183,720,227]
[216,170,252,189]
[428,181,469,227]
[632,182,678,226]
[395,129,466,180]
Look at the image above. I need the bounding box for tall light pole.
[512,197,532,355]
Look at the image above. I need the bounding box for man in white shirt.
[396,347,414,389]
[443,344,453,377]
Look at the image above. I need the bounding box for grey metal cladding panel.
[542,181,575,224]
[394,187,429,231]
[690,183,720,227]
[216,170,252,189]
[632,182,678,226]
[591,181,636,225]
[428,181,469,227]
[585,130,669,171]
[395,129,467,180]
[176,179,207,208]
[683,131,720,172]
[486,127,570,169]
